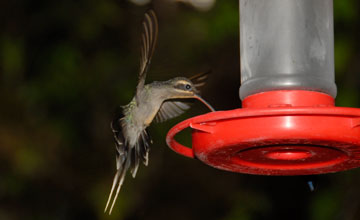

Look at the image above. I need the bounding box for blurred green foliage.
[1,0,360,219]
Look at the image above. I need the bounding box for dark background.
[1,0,360,219]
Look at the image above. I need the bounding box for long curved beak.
[194,94,215,112]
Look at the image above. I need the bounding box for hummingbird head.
[163,77,215,111]
[167,77,199,98]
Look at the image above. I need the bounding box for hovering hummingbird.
[104,10,215,214]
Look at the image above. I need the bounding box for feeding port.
[166,0,360,175]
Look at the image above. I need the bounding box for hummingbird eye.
[185,84,192,90]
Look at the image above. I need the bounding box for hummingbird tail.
[130,129,152,177]
[105,112,129,214]
[105,154,131,215]
[106,112,152,214]
[104,170,120,213]
[140,130,152,166]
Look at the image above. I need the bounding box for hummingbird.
[104,10,215,214]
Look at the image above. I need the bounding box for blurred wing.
[154,101,191,123]
[136,10,159,96]
[189,70,210,92]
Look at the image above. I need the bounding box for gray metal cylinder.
[239,0,336,100]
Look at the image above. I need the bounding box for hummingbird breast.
[122,100,158,148]
[129,88,164,127]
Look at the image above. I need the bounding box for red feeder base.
[166,90,360,175]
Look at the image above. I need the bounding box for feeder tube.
[239,0,336,100]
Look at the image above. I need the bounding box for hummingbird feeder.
[166,0,360,175]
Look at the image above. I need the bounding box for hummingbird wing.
[136,10,158,97]
[189,70,211,91]
[154,101,191,123]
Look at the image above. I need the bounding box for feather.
[136,9,158,97]
[107,152,131,214]
[105,111,152,214]
[189,70,211,91]
[154,100,191,123]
